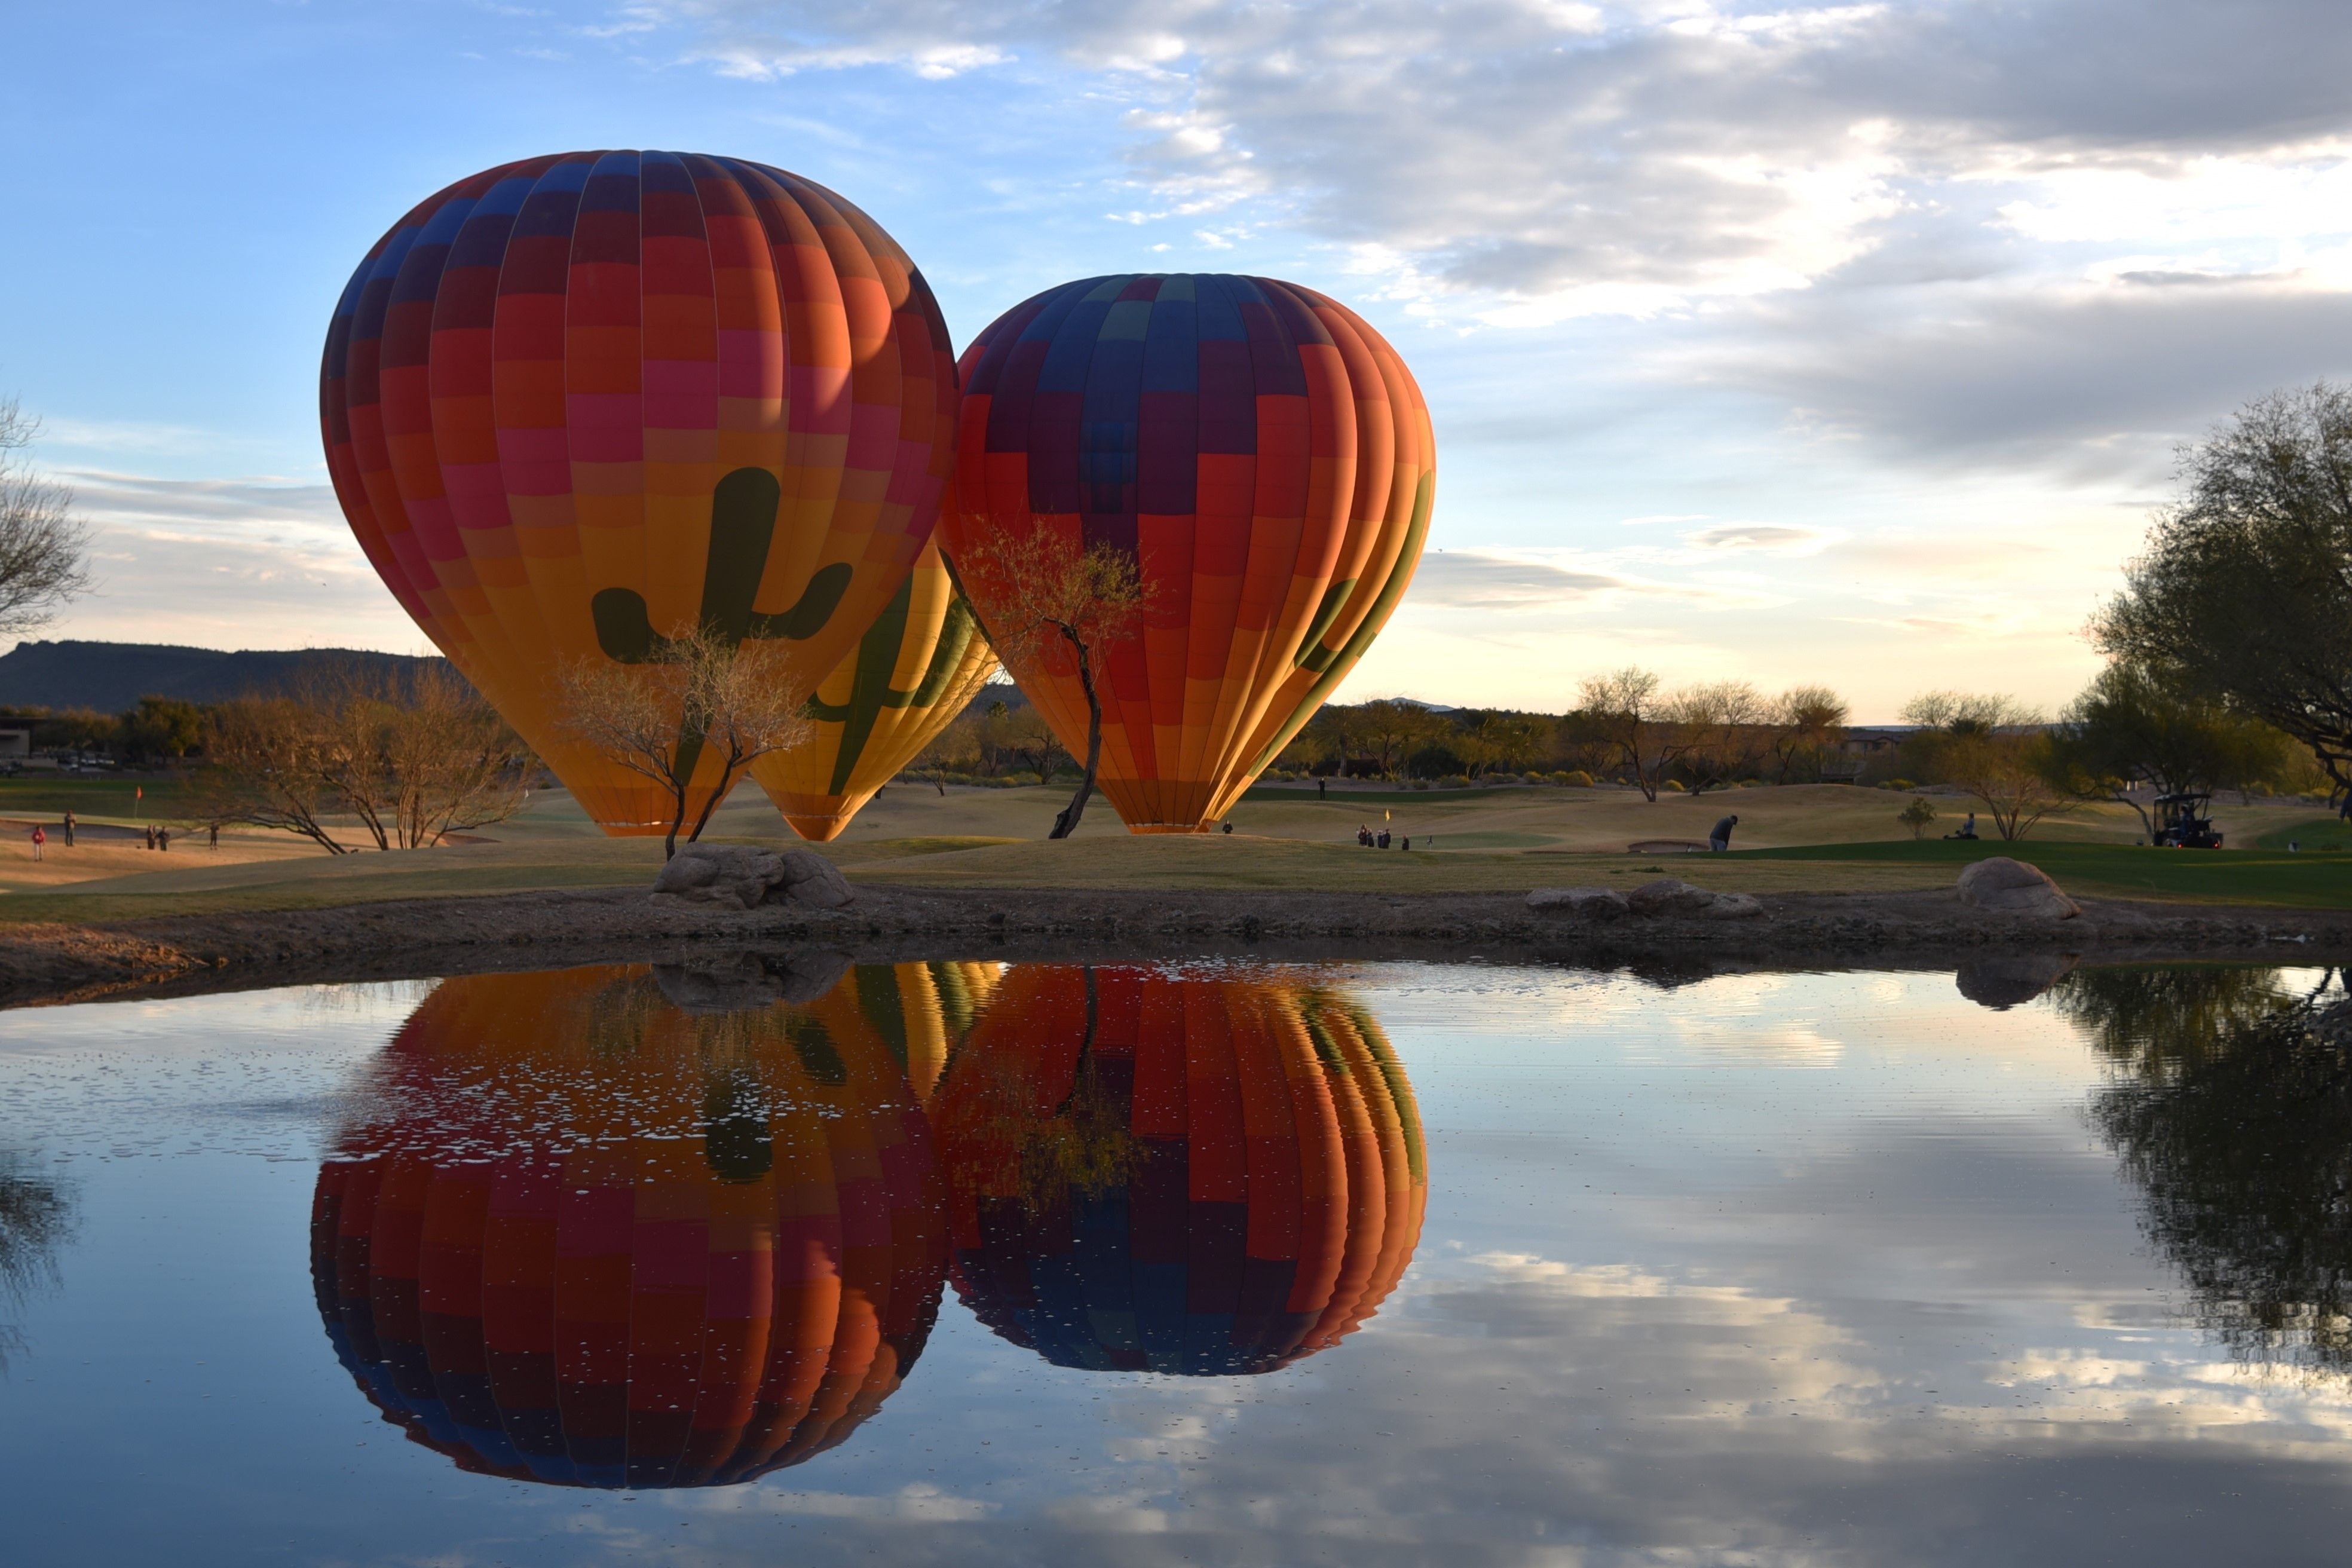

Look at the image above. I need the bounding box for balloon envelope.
[320,151,957,833]
[943,274,1434,832]
[930,964,1426,1374]
[752,540,998,841]
[311,963,948,1487]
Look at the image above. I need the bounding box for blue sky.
[6,1,2350,720]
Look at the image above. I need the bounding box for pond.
[2,956,2348,1565]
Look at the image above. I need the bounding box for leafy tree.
[2039,662,2305,835]
[1898,691,2061,840]
[116,695,204,762]
[1897,797,1937,839]
[2094,382,2352,793]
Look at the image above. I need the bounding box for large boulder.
[651,843,856,911]
[1701,891,1766,920]
[1526,886,1630,920]
[1956,856,2080,920]
[1626,878,1721,917]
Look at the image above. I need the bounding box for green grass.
[2253,816,2352,852]
[1740,837,2352,909]
[0,775,194,820]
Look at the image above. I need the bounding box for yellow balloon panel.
[751,540,999,841]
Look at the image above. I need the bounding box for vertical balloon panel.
[942,274,1434,833]
[321,152,958,834]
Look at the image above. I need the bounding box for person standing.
[1377,828,1391,849]
[1708,813,1740,852]
[61,808,75,847]
[143,824,156,851]
[209,822,219,850]
[29,824,45,861]
[157,826,172,852]
[1317,777,1327,800]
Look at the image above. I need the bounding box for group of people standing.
[1355,823,1412,851]
[23,811,194,859]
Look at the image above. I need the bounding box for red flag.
[136,786,143,801]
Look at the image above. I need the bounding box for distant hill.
[0,640,451,713]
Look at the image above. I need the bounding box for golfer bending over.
[1709,813,1738,853]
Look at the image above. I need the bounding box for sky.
[4,1,2350,721]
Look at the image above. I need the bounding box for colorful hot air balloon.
[751,540,999,841]
[310,963,947,1487]
[942,274,1435,833]
[320,151,958,834]
[930,964,1426,1374]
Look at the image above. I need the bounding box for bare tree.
[0,398,91,635]
[956,528,1148,839]
[1577,667,1667,799]
[559,622,809,858]
[1767,685,1850,782]
[195,696,353,853]
[196,666,534,853]
[1661,680,1766,794]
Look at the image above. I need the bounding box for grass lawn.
[0,779,2339,921]
[0,774,196,822]
[1741,837,2352,909]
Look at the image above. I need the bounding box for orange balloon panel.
[942,275,1435,832]
[321,152,957,833]
[310,963,947,1487]
[752,540,999,841]
[930,964,1426,1374]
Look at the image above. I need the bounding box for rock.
[775,847,855,910]
[650,843,855,911]
[1954,953,2079,1010]
[1956,856,2080,920]
[652,844,785,909]
[1701,892,1766,920]
[1525,886,1630,920]
[1626,878,1720,917]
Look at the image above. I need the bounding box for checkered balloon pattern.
[943,274,1435,832]
[321,151,957,833]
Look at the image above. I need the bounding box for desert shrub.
[1557,769,1595,788]
[1663,778,1686,792]
[1438,774,1471,789]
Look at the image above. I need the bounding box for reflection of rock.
[1526,886,1628,919]
[1955,953,2080,1009]
[650,844,855,911]
[932,965,1426,1376]
[310,963,946,1489]
[1957,856,2080,918]
[653,949,853,1012]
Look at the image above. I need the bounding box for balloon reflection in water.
[311,962,963,1487]
[932,966,1425,1374]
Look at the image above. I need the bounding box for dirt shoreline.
[4,882,2349,1009]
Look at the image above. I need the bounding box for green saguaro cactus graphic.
[587,467,855,782]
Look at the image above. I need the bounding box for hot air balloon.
[942,274,1434,833]
[930,964,1426,1374]
[310,963,948,1487]
[751,540,998,841]
[320,151,958,834]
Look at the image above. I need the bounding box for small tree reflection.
[0,1152,75,1373]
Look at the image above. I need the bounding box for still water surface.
[1,957,2348,1565]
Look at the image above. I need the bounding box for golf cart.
[2151,792,2223,849]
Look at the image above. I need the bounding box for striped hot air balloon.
[320,151,957,834]
[942,274,1435,833]
[752,540,999,841]
[930,964,1426,1375]
[310,963,948,1488]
